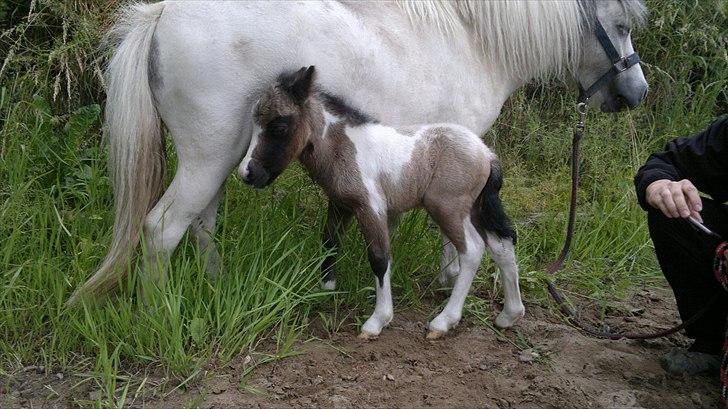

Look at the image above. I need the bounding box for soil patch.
[1,287,721,408]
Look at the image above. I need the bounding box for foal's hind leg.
[428,217,485,339]
[189,187,223,279]
[484,232,525,328]
[439,235,460,286]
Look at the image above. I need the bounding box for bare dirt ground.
[1,286,722,408]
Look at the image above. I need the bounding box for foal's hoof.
[426,330,446,340]
[321,279,336,291]
[358,331,378,341]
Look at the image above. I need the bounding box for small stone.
[385,374,395,381]
[630,307,645,316]
[243,355,252,365]
[691,392,702,406]
[210,383,226,395]
[89,390,103,401]
[55,373,63,380]
[35,366,45,374]
[518,349,540,363]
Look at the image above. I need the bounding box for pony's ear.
[283,66,316,104]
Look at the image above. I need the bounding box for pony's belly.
[153,1,508,136]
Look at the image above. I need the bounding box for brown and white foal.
[239,66,525,339]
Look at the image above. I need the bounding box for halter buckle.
[613,57,629,73]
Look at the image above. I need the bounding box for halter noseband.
[578,18,641,103]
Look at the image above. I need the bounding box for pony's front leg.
[356,208,393,340]
[321,200,353,290]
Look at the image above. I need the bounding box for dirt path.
[2,287,721,408]
[178,287,720,409]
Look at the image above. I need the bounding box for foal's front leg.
[321,200,353,290]
[356,208,393,340]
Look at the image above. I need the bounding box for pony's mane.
[397,0,647,81]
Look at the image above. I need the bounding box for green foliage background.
[1,0,726,405]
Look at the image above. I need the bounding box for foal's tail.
[66,3,166,306]
[472,160,517,244]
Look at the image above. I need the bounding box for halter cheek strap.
[578,18,641,103]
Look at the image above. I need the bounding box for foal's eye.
[267,117,291,137]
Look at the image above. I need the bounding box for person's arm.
[634,116,728,219]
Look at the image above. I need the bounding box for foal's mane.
[318,91,377,126]
[397,0,647,81]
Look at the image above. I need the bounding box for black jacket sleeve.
[634,116,728,210]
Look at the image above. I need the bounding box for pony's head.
[239,66,317,188]
[575,0,648,112]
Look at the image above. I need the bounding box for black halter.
[578,18,641,103]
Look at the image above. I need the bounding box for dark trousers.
[648,198,728,354]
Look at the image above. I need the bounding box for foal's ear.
[285,66,316,104]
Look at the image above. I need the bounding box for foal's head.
[239,66,319,188]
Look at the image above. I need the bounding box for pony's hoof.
[495,307,525,329]
[426,330,446,340]
[358,331,378,340]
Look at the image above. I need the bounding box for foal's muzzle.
[241,160,272,189]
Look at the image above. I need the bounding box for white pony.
[67,1,648,306]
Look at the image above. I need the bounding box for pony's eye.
[616,24,630,35]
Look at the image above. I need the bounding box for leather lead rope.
[544,102,720,340]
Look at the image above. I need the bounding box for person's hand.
[646,179,703,222]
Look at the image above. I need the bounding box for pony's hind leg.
[189,187,224,279]
[140,163,233,299]
[139,114,248,301]
[428,216,485,339]
[484,232,525,328]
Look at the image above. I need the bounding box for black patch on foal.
[368,249,389,287]
[319,92,377,126]
[471,161,517,244]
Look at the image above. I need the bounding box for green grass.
[1,0,727,406]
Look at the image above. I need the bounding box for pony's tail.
[471,159,517,244]
[66,3,166,307]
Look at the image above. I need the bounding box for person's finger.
[660,189,679,218]
[652,194,671,219]
[670,185,691,218]
[681,180,703,213]
[690,209,703,223]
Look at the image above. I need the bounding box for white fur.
[322,110,340,137]
[72,0,648,304]
[486,233,526,328]
[239,123,262,180]
[361,263,394,336]
[429,219,486,333]
[347,124,422,217]
[321,279,336,291]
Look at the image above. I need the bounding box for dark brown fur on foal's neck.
[297,95,370,208]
